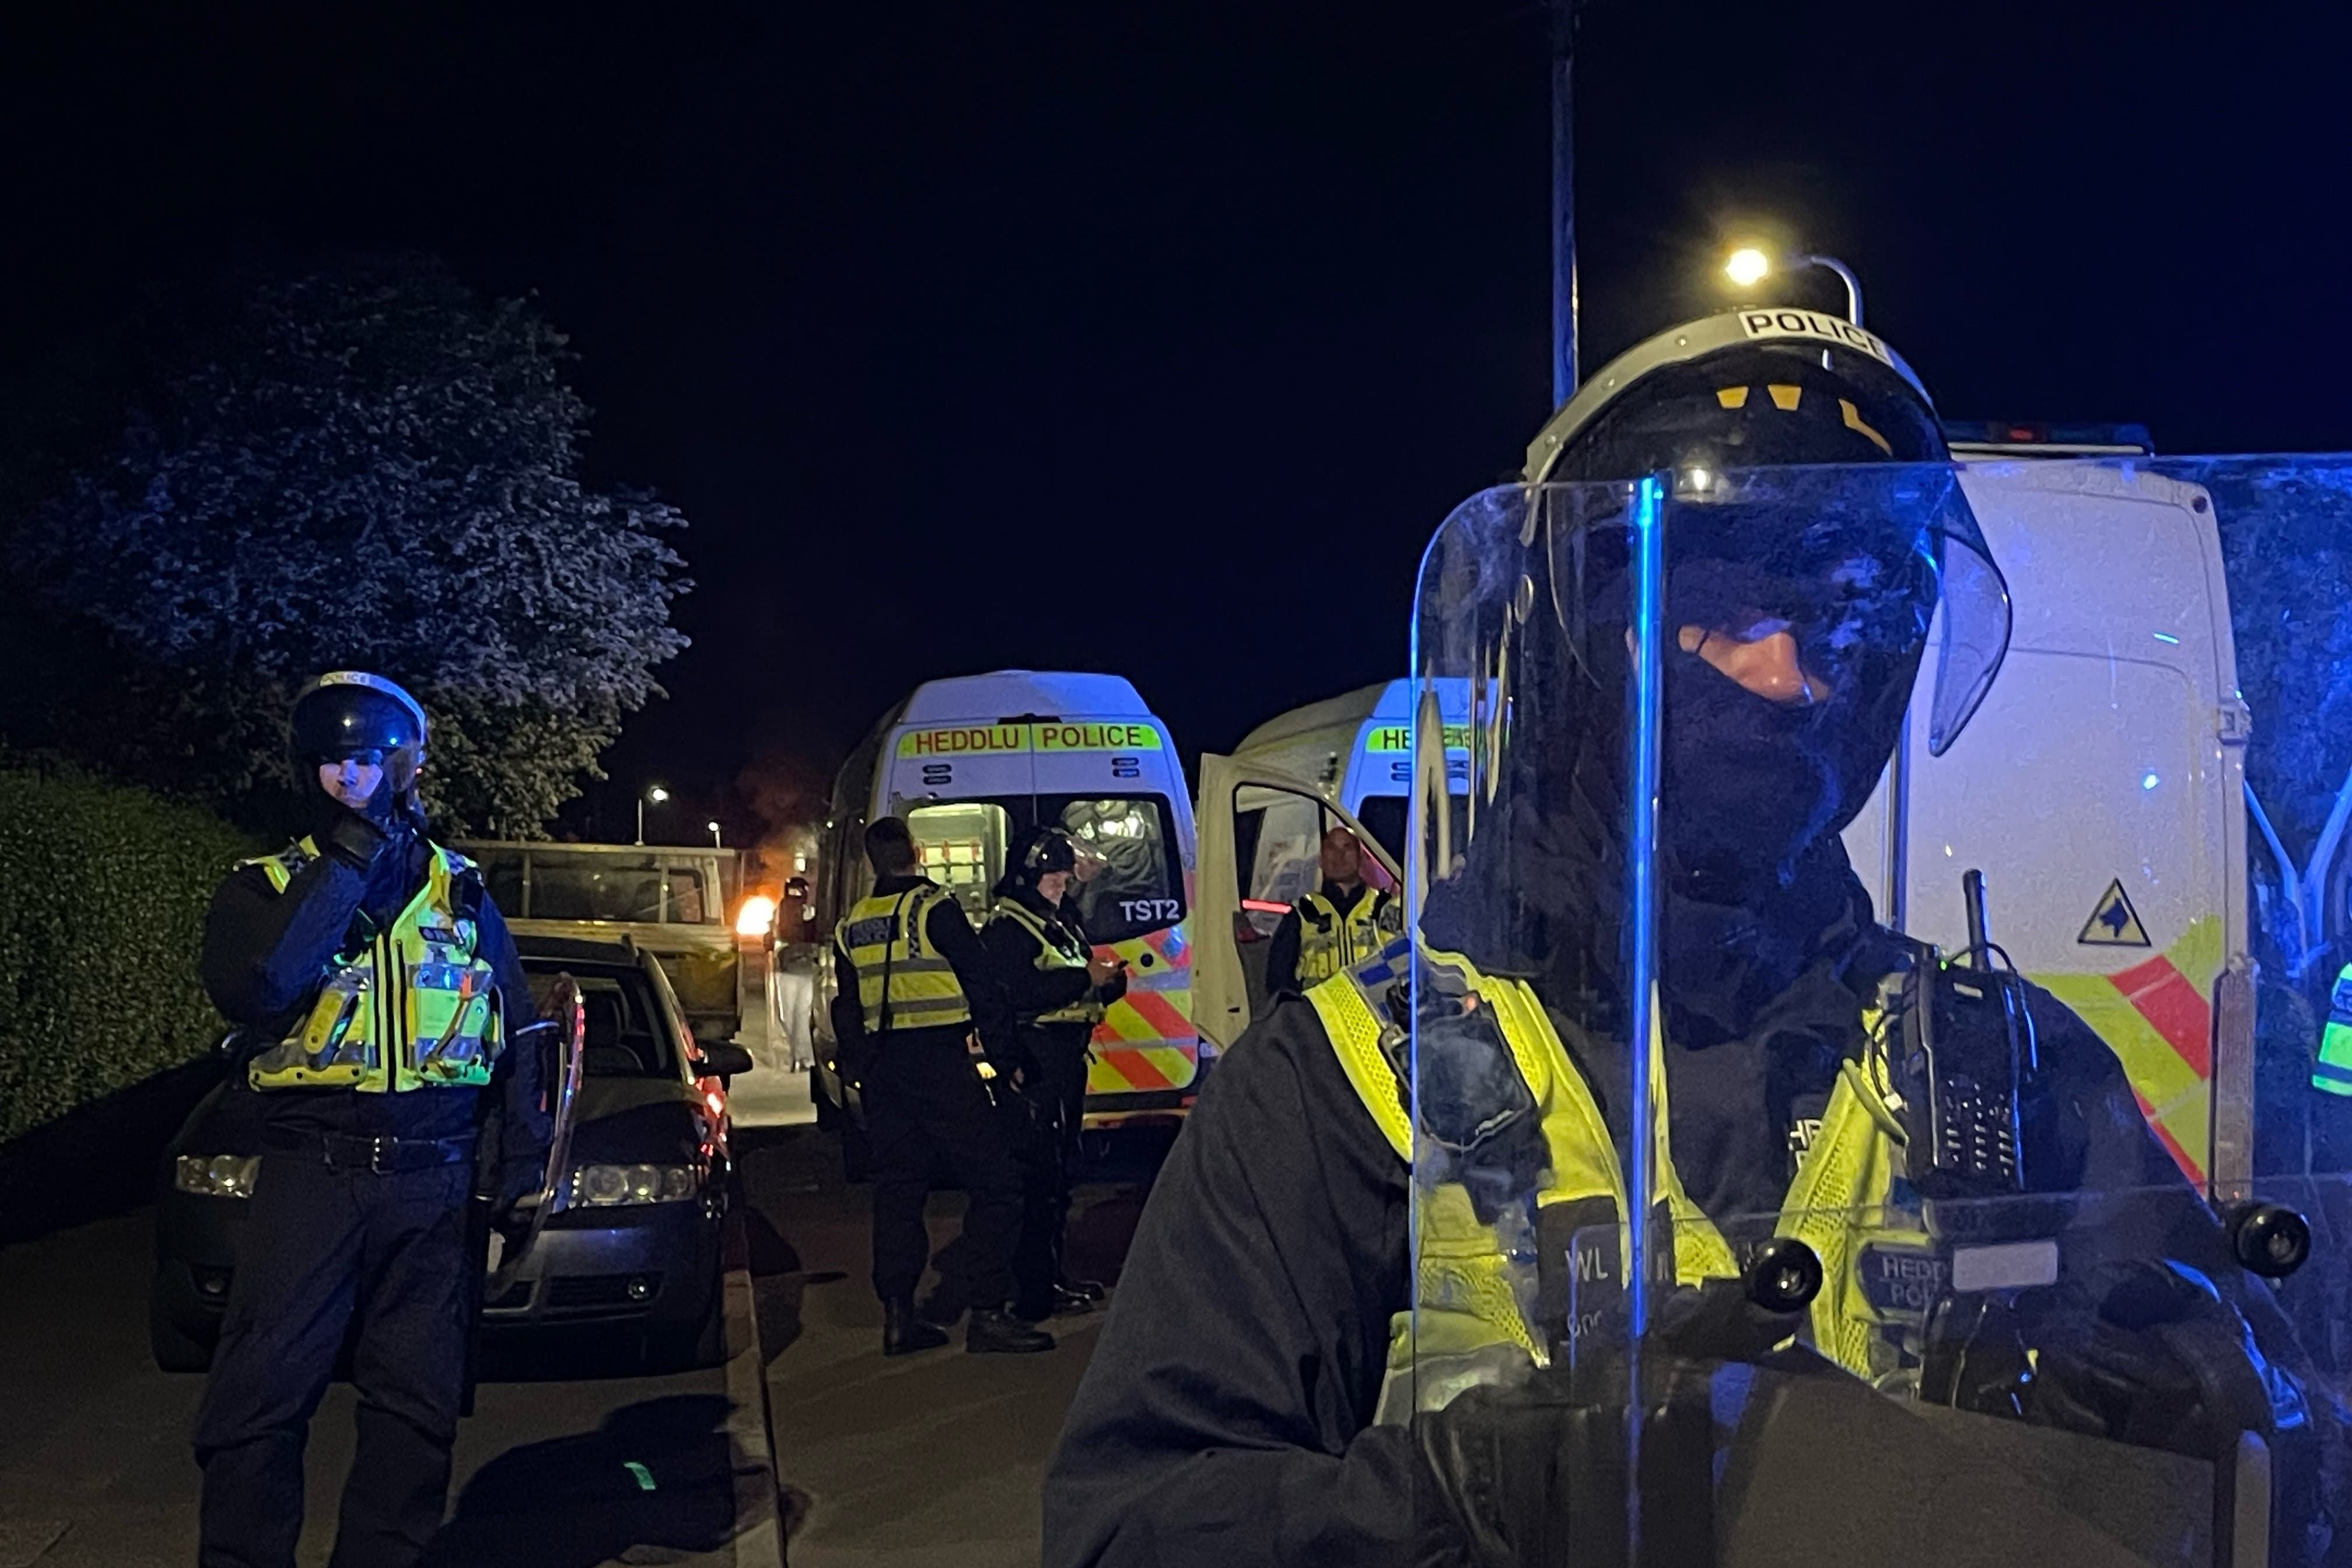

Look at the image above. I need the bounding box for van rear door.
[1842,461,2248,1182]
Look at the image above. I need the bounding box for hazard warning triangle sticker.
[2078,879,2151,947]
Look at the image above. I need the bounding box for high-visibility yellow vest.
[2316,963,2352,1097]
[992,898,1104,1027]
[840,883,974,1034]
[1307,952,1912,1418]
[1294,886,1399,986]
[246,838,505,1094]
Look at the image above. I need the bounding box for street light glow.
[1725,246,1772,287]
[648,786,669,803]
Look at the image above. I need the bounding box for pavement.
[0,1208,755,1568]
[723,970,818,1132]
[0,1094,1166,1566]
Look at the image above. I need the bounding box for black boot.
[967,1306,1055,1354]
[1057,1273,1107,1303]
[1048,1284,1098,1316]
[883,1297,950,1356]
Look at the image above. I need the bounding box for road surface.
[0,1115,1167,1566]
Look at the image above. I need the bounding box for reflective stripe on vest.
[1295,887,1399,986]
[1307,956,1905,1416]
[842,885,973,1034]
[992,898,1103,1027]
[2316,963,2352,1097]
[247,841,504,1094]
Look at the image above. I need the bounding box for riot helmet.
[288,671,429,806]
[995,825,1078,900]
[1417,312,2010,1038]
[1525,308,2010,764]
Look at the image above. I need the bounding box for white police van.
[806,671,1202,1160]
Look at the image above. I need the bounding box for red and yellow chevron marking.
[1087,922,1198,1099]
[2033,914,2220,1185]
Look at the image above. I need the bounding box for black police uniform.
[977,888,1125,1317]
[193,817,547,1568]
[830,873,1024,1312]
[1041,880,2217,1568]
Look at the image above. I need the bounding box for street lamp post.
[636,786,669,846]
[1723,245,1864,326]
[707,821,723,849]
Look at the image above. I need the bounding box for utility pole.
[1550,0,1581,407]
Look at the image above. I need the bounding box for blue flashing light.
[2152,632,2180,646]
[2142,773,2161,791]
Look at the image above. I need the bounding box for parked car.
[149,935,754,1373]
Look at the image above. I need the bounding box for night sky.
[9,2,2351,845]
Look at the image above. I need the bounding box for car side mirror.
[698,1041,756,1080]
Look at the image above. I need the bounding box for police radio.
[1896,870,2037,1199]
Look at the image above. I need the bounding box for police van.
[1224,678,1471,870]
[807,671,1201,1155]
[1840,454,2249,1185]
[1190,457,2250,1184]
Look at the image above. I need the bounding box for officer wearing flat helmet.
[193,672,551,1568]
[1043,314,2340,1566]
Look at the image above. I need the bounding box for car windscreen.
[523,962,677,1079]
[470,848,713,925]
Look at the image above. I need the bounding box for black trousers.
[1010,1027,1093,1312]
[863,1030,1021,1306]
[194,1152,475,1568]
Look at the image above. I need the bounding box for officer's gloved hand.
[1413,1376,1584,1568]
[494,1147,551,1216]
[2007,1261,2284,1462]
[1651,1273,1810,1366]
[318,807,389,871]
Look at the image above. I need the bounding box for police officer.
[194,671,551,1568]
[831,816,1054,1355]
[1041,314,2333,1566]
[979,827,1126,1320]
[1265,824,1398,998]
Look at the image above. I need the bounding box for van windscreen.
[1053,795,1184,943]
[900,794,1185,943]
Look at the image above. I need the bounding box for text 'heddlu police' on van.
[895,723,1166,757]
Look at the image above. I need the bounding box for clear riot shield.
[1406,456,2352,1567]
[488,972,586,1293]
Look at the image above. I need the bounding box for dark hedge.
[0,767,255,1145]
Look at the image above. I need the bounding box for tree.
[10,258,688,837]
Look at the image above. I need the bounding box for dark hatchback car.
[150,935,752,1373]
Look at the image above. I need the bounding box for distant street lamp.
[636,785,670,846]
[1721,244,1864,326]
[707,821,723,849]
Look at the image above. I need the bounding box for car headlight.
[568,1163,699,1208]
[174,1154,260,1199]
